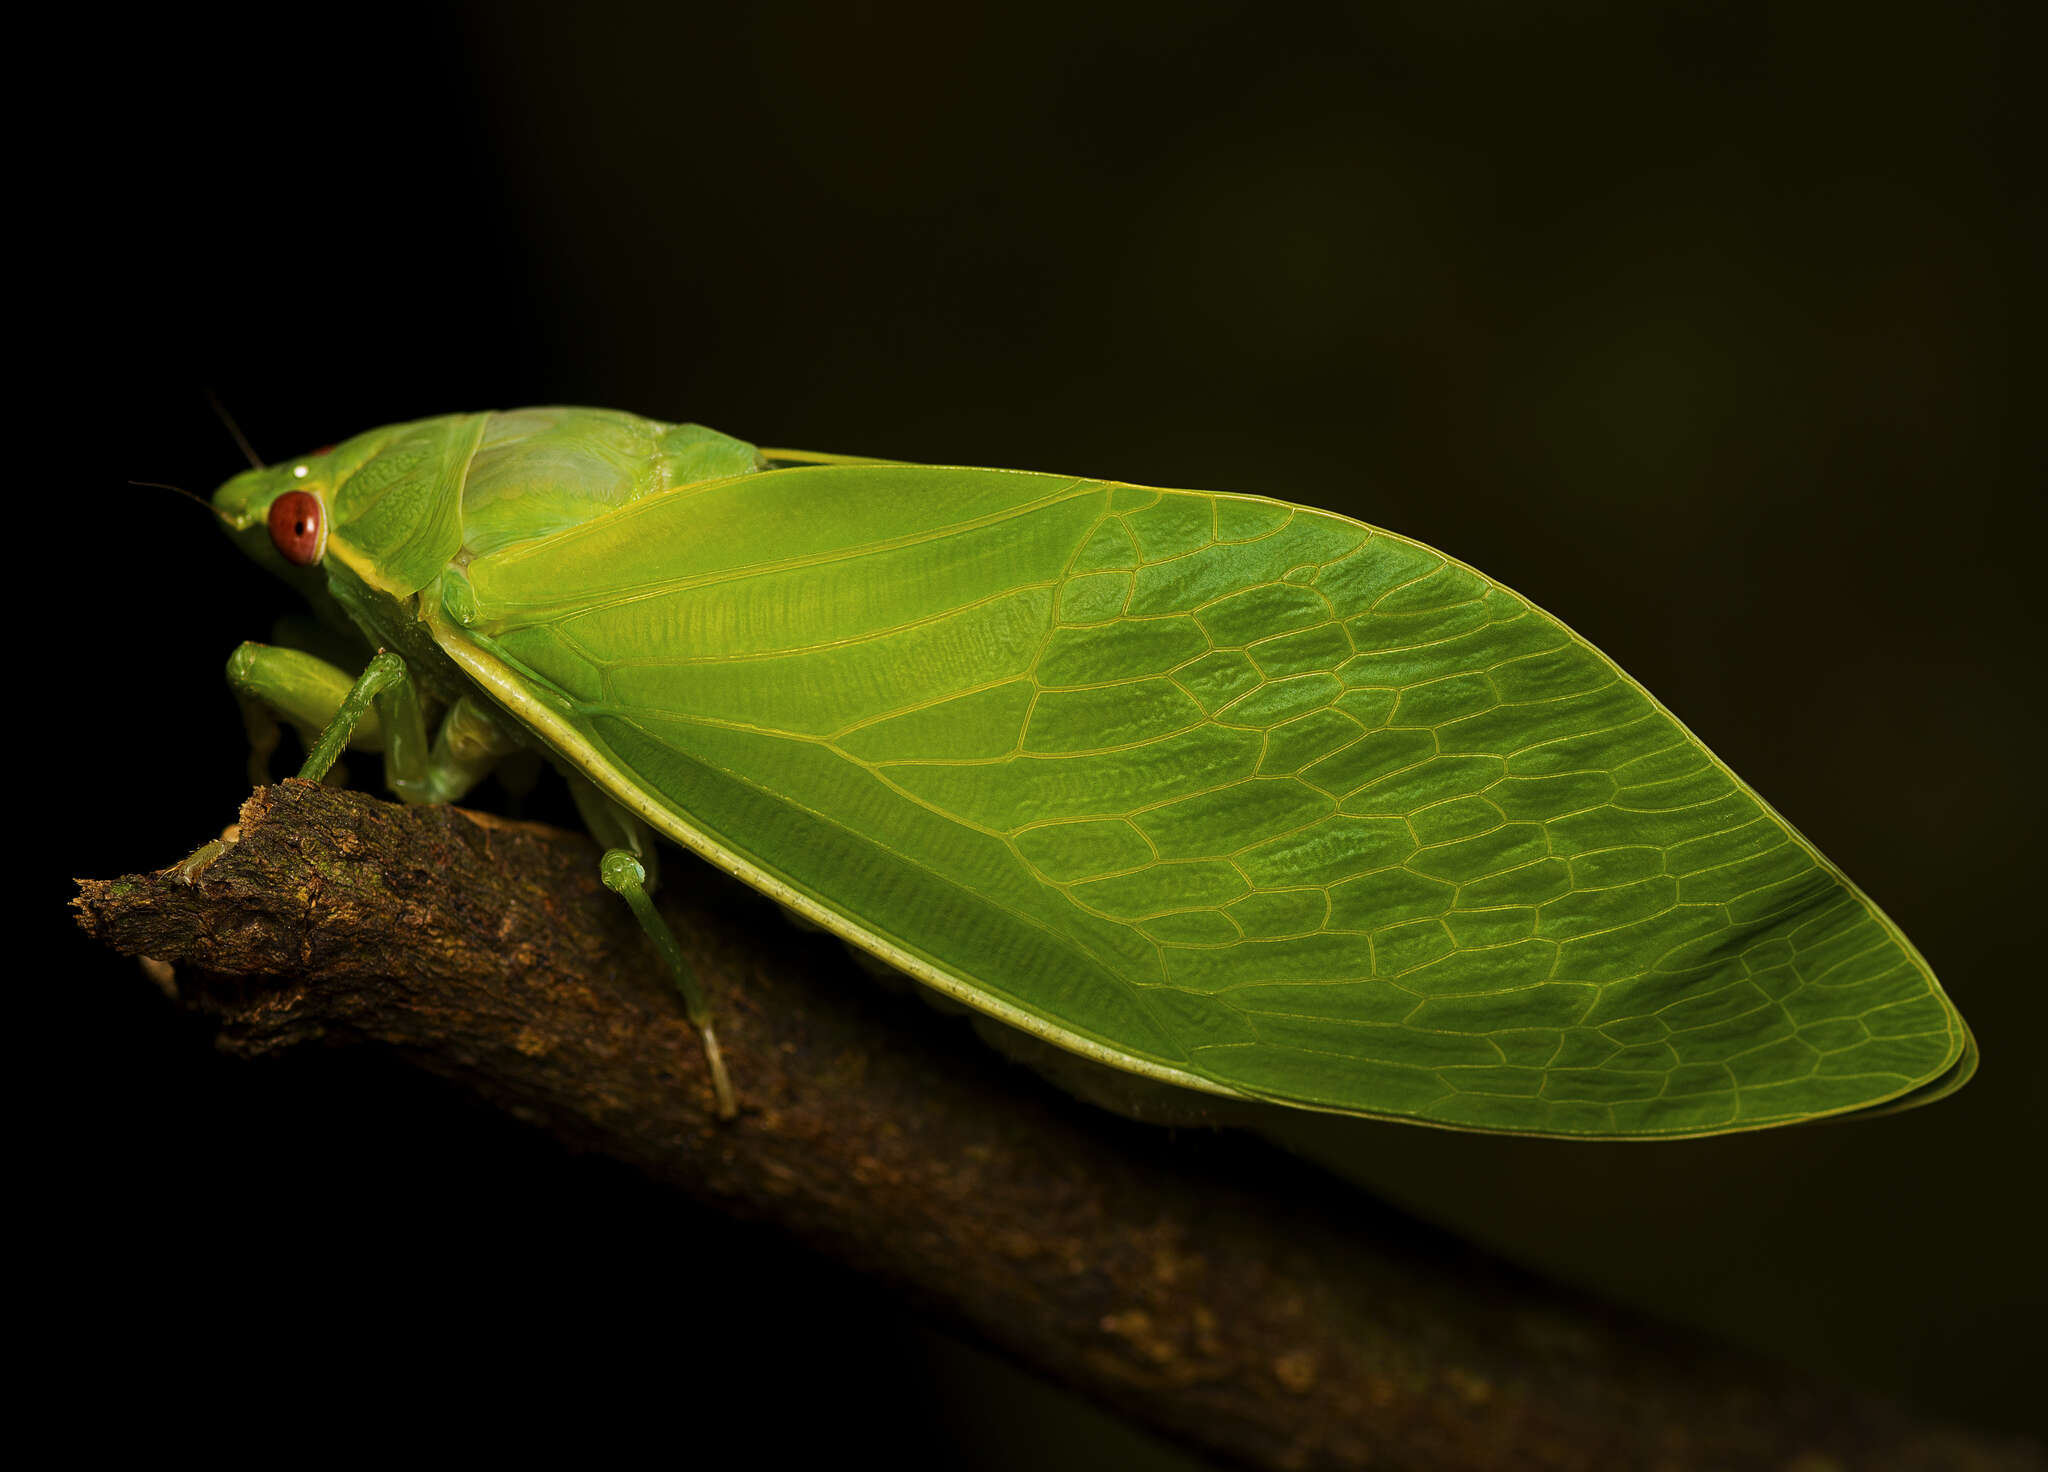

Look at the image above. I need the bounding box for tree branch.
[73,782,2037,1472]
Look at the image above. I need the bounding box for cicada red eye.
[267,490,325,566]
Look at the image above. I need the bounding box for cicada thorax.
[222,409,773,707]
[454,409,766,560]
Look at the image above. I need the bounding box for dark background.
[65,2,2040,1462]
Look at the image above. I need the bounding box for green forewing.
[445,463,1967,1136]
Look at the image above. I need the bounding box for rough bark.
[73,781,2039,1472]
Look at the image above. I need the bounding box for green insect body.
[210,406,1974,1137]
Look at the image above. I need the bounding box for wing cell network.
[453,464,1968,1135]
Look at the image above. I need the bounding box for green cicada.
[205,405,1974,1136]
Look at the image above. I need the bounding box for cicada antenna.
[130,480,236,526]
[204,387,264,469]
